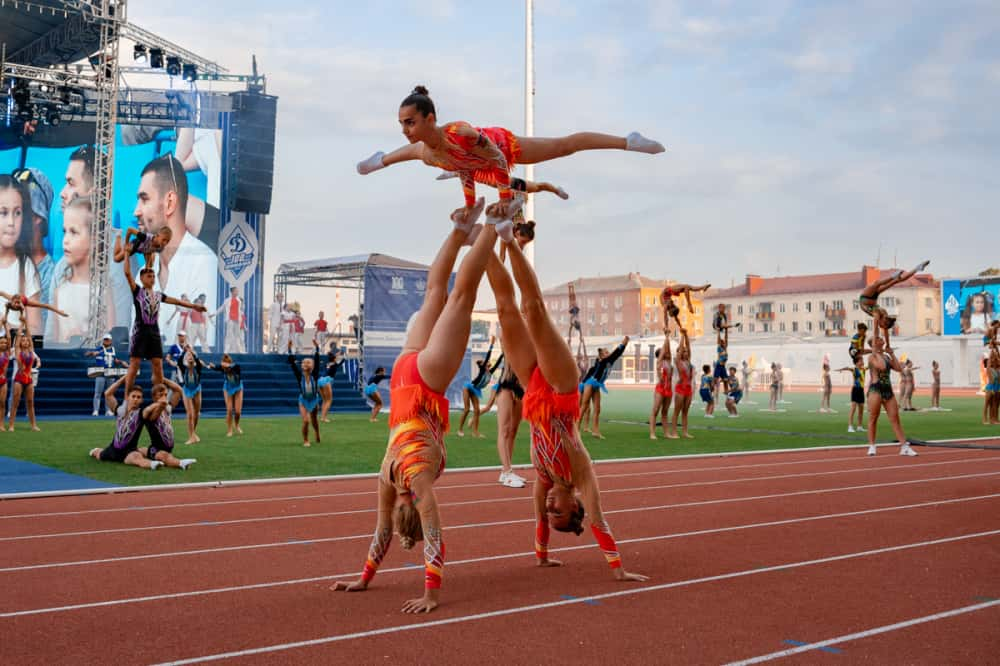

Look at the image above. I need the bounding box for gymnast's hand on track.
[330,579,368,592]
[614,569,650,582]
[401,592,439,614]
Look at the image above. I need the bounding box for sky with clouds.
[128,0,1000,319]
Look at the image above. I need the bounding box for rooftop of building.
[706,266,938,299]
[542,272,680,296]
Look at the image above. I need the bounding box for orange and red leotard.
[655,360,673,398]
[522,366,624,570]
[433,122,520,207]
[363,351,450,590]
[14,351,33,386]
[0,352,9,386]
[675,361,693,397]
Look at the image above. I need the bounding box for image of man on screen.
[133,155,217,341]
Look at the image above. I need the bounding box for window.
[748,323,755,333]
[925,318,933,331]
[614,295,623,308]
[805,302,812,313]
[643,328,649,337]
[779,322,786,332]
[602,326,608,336]
[737,305,743,315]
[763,323,770,333]
[792,322,799,333]
[792,303,799,313]
[601,297,608,309]
[832,300,844,310]
[806,321,813,332]
[779,303,786,313]
[615,312,623,323]
[819,321,826,331]
[925,297,933,309]
[644,311,651,322]
[749,305,756,315]
[588,312,596,324]
[587,298,595,309]
[853,300,859,310]
[614,327,622,336]
[601,313,609,324]
[653,309,659,322]
[819,301,826,311]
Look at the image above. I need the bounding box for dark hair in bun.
[401,85,436,117]
[514,220,536,241]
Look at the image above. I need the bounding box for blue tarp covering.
[0,457,118,495]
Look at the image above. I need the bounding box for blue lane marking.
[404,562,422,568]
[784,639,842,654]
[560,594,600,606]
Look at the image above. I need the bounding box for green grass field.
[1,388,996,488]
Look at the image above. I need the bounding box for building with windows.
[542,273,705,339]
[703,266,940,338]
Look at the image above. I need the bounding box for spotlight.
[182,63,197,82]
[39,84,51,93]
[149,48,164,69]
[46,106,62,126]
[133,44,147,63]
[166,57,181,77]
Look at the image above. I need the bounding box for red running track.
[1,446,999,665]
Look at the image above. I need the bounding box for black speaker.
[227,92,277,214]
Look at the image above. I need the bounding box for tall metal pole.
[86,0,123,346]
[524,0,535,266]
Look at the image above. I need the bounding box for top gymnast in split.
[357,86,665,221]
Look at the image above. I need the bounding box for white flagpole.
[524,0,535,266]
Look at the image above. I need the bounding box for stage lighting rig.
[134,45,147,63]
[149,48,164,69]
[166,56,181,77]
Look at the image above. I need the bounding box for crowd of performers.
[6,84,994,616]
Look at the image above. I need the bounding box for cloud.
[783,49,854,76]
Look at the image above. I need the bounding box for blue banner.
[942,277,1000,336]
[362,264,468,409]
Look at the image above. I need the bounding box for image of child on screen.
[0,175,42,333]
[961,291,995,334]
[45,198,111,345]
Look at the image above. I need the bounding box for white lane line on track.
[0,449,964,521]
[724,599,1000,665]
[145,528,1000,665]
[3,471,1000,573]
[3,456,998,542]
[4,491,999,616]
[4,471,997,573]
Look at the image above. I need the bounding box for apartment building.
[703,266,940,338]
[542,273,705,339]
